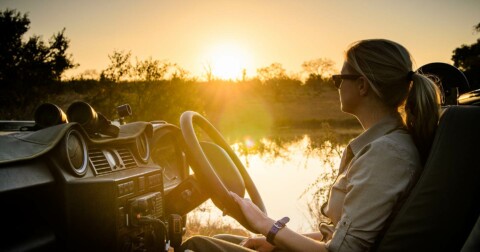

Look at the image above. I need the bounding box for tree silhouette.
[0,9,76,119]
[0,9,75,84]
[133,57,169,82]
[167,63,190,81]
[256,63,288,83]
[0,9,29,83]
[101,50,132,82]
[452,22,480,89]
[302,58,336,92]
[301,58,336,78]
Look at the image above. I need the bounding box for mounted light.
[34,103,68,128]
[67,101,120,137]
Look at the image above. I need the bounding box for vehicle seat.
[374,105,480,252]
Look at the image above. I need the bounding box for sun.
[204,43,250,80]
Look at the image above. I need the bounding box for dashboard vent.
[117,147,137,169]
[88,148,112,175]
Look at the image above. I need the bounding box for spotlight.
[34,103,68,128]
[67,101,119,137]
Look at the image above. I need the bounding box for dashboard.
[0,103,194,252]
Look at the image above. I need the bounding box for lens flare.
[244,137,255,149]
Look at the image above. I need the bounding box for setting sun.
[204,43,250,80]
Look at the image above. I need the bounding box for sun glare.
[204,43,250,80]
[244,137,255,149]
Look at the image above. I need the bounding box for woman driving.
[180,38,442,252]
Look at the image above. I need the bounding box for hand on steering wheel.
[180,111,266,232]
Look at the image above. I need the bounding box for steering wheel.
[180,111,266,232]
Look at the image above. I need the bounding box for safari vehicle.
[1,100,479,252]
[1,62,480,251]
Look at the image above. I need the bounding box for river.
[188,134,348,233]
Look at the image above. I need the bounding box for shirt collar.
[349,114,405,156]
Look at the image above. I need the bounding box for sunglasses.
[332,74,362,89]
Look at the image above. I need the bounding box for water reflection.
[188,134,347,233]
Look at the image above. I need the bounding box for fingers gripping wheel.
[179,111,266,232]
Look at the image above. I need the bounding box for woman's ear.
[357,77,370,96]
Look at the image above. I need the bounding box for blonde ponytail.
[405,73,442,162]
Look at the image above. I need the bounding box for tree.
[301,58,336,92]
[48,29,76,80]
[0,9,29,82]
[133,57,169,82]
[101,50,132,82]
[0,9,76,119]
[167,63,190,81]
[0,9,75,84]
[452,22,480,89]
[301,58,336,79]
[256,63,288,83]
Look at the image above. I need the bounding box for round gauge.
[65,129,88,176]
[135,133,150,163]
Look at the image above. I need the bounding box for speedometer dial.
[135,133,150,163]
[64,129,88,176]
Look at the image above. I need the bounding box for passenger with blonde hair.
[180,39,442,251]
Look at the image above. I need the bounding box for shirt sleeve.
[327,137,418,252]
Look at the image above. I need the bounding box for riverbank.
[202,85,362,144]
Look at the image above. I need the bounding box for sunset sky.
[1,0,479,80]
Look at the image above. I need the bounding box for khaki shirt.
[320,114,421,251]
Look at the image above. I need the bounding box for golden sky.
[2,0,479,80]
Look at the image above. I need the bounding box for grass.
[184,210,250,239]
